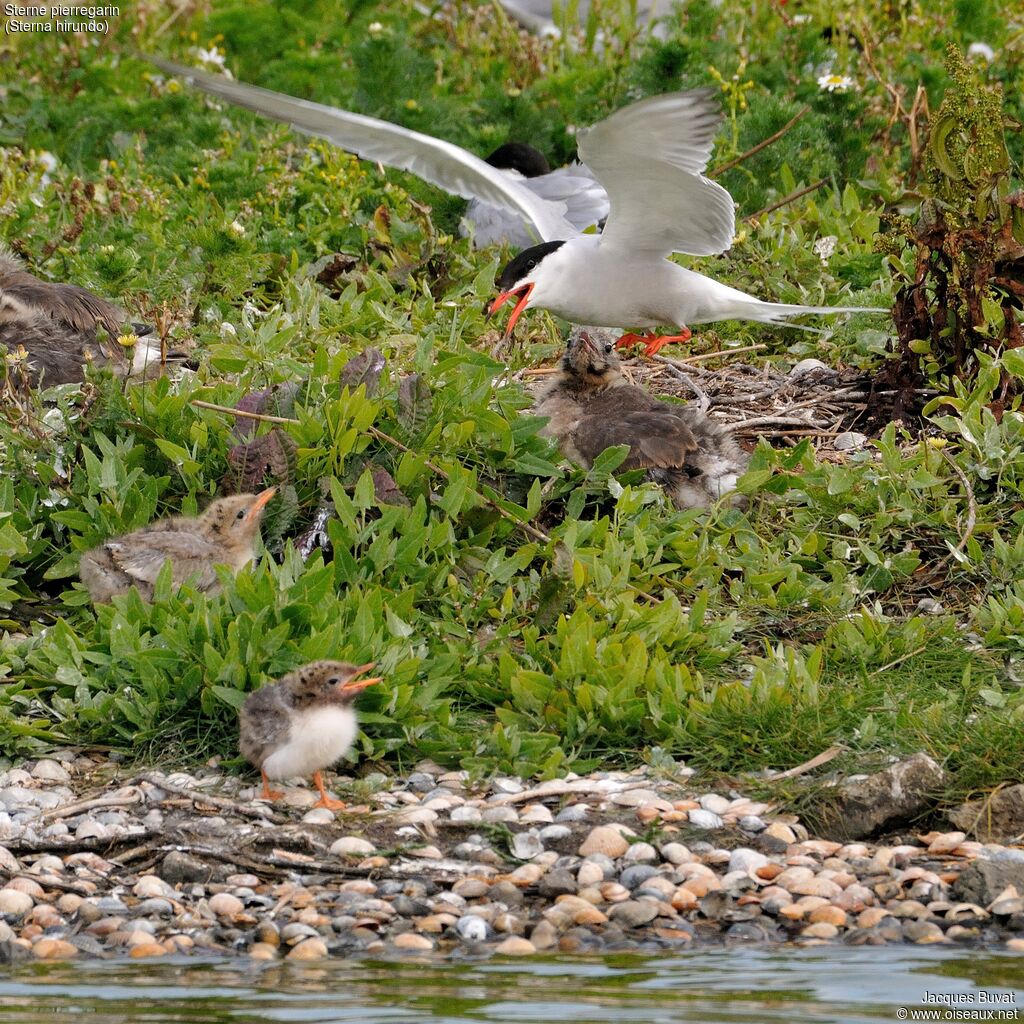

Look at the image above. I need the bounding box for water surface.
[1,947,1022,1024]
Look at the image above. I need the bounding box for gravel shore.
[1,754,1023,962]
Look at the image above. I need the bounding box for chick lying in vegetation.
[78,489,276,603]
[534,326,748,509]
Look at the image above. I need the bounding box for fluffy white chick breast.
[261,705,358,780]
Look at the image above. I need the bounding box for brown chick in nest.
[0,248,181,385]
[534,326,748,508]
[239,661,383,809]
[78,488,276,603]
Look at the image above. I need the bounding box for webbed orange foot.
[643,328,693,357]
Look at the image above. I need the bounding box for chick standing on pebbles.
[534,326,749,508]
[78,488,276,603]
[239,661,383,809]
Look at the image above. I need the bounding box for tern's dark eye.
[327,676,341,686]
[604,343,613,354]
[235,508,246,521]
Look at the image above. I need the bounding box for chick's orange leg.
[641,327,693,357]
[311,770,347,811]
[259,768,284,802]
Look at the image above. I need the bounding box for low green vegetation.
[0,1,1022,810]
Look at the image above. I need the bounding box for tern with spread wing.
[146,57,605,247]
[488,88,888,355]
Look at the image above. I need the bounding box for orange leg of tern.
[260,768,284,802]
[311,770,347,811]
[615,328,693,357]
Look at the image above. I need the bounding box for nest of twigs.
[520,347,937,455]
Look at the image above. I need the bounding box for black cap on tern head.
[485,143,551,178]
[496,241,566,292]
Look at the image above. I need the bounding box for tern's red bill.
[488,284,535,337]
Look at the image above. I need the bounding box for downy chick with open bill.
[239,661,383,810]
[0,247,180,385]
[78,488,276,603]
[534,327,748,508]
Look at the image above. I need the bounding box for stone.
[608,900,659,927]
[31,759,70,783]
[801,922,838,939]
[129,942,168,958]
[133,875,173,899]
[208,893,243,918]
[0,888,33,915]
[455,915,489,941]
[660,843,691,865]
[902,920,948,944]
[834,432,867,451]
[538,825,571,843]
[450,806,483,822]
[481,806,518,823]
[728,848,769,874]
[511,831,544,860]
[953,855,1024,906]
[33,938,78,959]
[927,831,966,854]
[330,836,376,857]
[161,851,213,884]
[301,808,336,824]
[393,932,434,951]
[286,938,328,960]
[578,825,629,858]
[623,842,657,863]
[819,754,944,840]
[687,809,724,829]
[948,785,1024,841]
[555,804,590,823]
[494,936,535,955]
[538,870,577,898]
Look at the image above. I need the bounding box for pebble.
[579,826,629,858]
[330,836,376,857]
[33,938,78,959]
[0,757,1020,961]
[286,938,328,960]
[456,915,489,941]
[687,809,724,829]
[208,893,244,918]
[494,937,536,955]
[728,849,769,874]
[834,431,868,451]
[0,888,33,915]
[31,760,71,783]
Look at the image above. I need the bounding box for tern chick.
[0,249,176,385]
[78,489,276,603]
[534,327,748,508]
[239,661,382,810]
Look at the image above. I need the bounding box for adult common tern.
[488,89,888,355]
[146,57,605,246]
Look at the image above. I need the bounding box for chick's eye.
[604,344,613,353]
[326,676,340,686]
[236,509,246,521]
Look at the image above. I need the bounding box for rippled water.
[1,948,1022,1024]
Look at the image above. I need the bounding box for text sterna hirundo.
[146,57,606,246]
[488,88,888,356]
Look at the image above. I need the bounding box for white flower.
[219,321,237,338]
[817,73,857,93]
[792,13,811,23]
[195,46,226,71]
[242,301,265,320]
[367,21,384,35]
[228,219,245,237]
[967,41,995,62]
[813,235,838,264]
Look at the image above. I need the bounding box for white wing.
[463,163,608,248]
[577,88,736,258]
[525,163,609,233]
[149,58,576,244]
